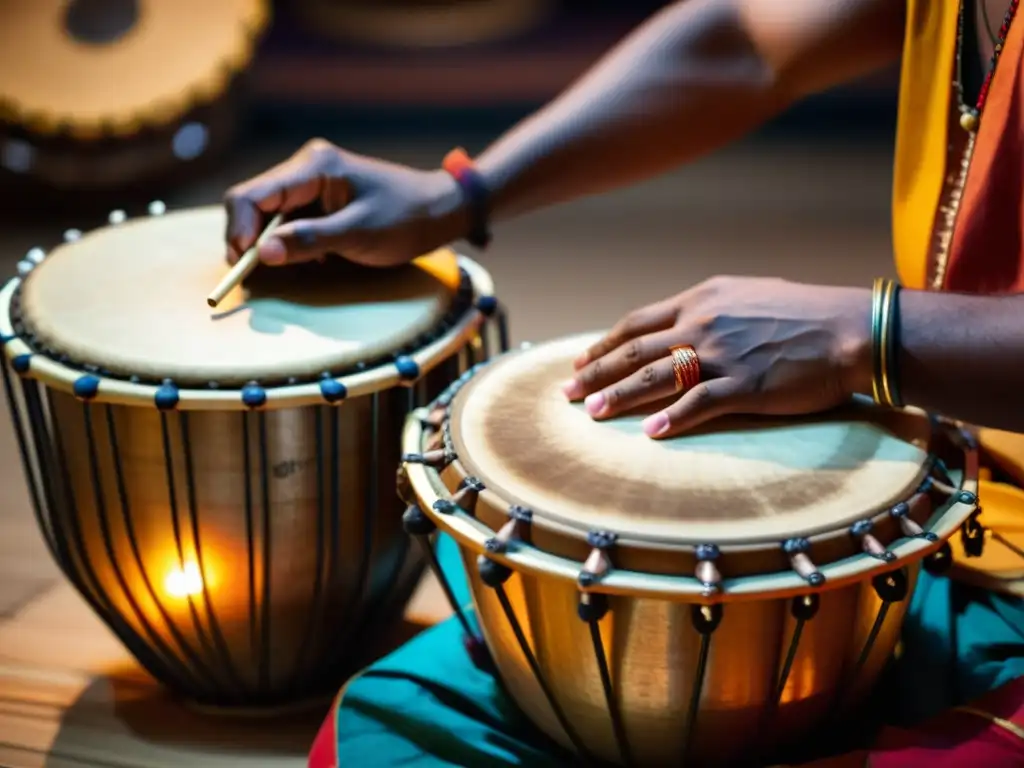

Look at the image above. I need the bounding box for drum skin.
[0,207,502,708]
[399,334,982,766]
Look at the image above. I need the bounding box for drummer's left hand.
[562,276,874,438]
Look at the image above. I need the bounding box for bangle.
[871,277,904,408]
[441,147,492,250]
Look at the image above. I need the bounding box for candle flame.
[165,561,203,598]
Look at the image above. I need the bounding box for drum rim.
[399,362,981,602]
[0,216,496,412]
[0,0,271,140]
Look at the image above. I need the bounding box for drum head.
[450,334,933,546]
[0,0,268,136]
[17,207,462,386]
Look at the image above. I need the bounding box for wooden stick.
[206,213,284,308]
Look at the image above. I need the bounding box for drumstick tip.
[205,213,283,309]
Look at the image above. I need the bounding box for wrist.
[836,287,875,398]
[441,148,492,249]
[423,169,472,245]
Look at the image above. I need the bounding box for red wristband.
[442,147,491,250]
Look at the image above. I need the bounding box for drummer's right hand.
[224,139,469,268]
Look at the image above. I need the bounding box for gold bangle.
[871,277,903,408]
[880,279,896,407]
[871,277,886,405]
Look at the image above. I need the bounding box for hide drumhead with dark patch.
[449,334,932,546]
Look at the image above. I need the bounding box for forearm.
[898,290,1024,432]
[475,0,904,220]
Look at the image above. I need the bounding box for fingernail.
[584,392,606,416]
[259,237,287,265]
[643,412,669,437]
[561,380,582,399]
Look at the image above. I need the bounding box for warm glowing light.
[165,561,204,598]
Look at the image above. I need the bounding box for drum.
[0,0,269,194]
[0,205,505,709]
[295,0,553,48]
[397,334,982,766]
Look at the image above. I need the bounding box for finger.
[223,162,319,263]
[257,205,367,266]
[581,355,678,419]
[641,377,747,438]
[564,328,680,400]
[224,148,351,263]
[573,300,678,370]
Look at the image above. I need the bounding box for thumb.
[641,377,746,438]
[257,205,366,266]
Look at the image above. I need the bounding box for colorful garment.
[312,1,1024,765]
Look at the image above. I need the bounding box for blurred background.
[0,0,901,339]
[0,2,899,764]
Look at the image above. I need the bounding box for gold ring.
[669,345,700,393]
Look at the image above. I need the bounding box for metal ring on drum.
[398,333,982,766]
[0,204,509,710]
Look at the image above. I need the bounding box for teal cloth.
[333,534,1024,766]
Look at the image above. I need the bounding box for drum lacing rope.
[577,530,632,767]
[751,592,822,761]
[828,567,910,723]
[475,506,595,765]
[681,602,724,762]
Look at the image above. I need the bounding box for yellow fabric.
[412,248,463,293]
[891,0,957,290]
[892,0,1024,591]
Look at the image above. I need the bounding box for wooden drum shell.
[462,548,916,765]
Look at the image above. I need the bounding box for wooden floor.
[0,136,894,767]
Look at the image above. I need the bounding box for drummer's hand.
[562,276,874,438]
[223,139,468,267]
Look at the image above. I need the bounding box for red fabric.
[797,678,1024,767]
[945,8,1024,293]
[308,703,337,768]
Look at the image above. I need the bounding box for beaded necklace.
[930,0,1020,289]
[957,0,1020,132]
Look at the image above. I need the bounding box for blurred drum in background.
[0,205,505,709]
[0,0,270,196]
[295,0,554,48]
